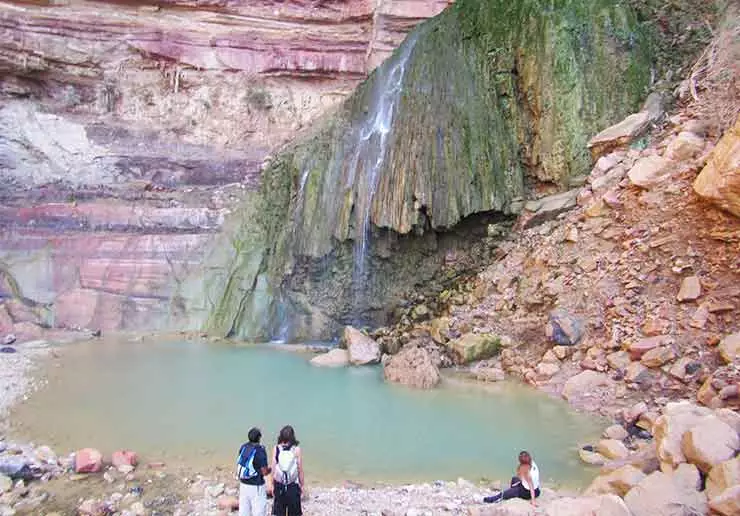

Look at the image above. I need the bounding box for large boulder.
[652,401,712,470]
[310,348,350,367]
[447,333,503,364]
[693,115,740,217]
[596,439,629,460]
[681,415,739,473]
[544,494,630,516]
[587,111,651,159]
[585,465,645,496]
[383,346,440,389]
[341,326,380,365]
[624,470,707,516]
[74,448,103,473]
[707,457,740,500]
[709,485,740,516]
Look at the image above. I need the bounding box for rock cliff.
[204,0,653,341]
[0,0,450,335]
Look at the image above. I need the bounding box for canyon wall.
[0,0,451,337]
[203,0,654,341]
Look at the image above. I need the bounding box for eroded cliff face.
[0,0,450,336]
[204,0,653,341]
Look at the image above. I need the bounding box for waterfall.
[347,33,419,320]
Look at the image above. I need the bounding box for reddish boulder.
[74,448,103,473]
[111,450,138,468]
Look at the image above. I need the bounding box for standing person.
[236,427,270,516]
[483,451,540,506]
[271,425,304,516]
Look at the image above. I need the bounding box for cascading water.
[347,34,419,320]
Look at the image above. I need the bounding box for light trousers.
[239,483,267,516]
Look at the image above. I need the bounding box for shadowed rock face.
[204,0,653,341]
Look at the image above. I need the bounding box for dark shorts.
[272,482,302,516]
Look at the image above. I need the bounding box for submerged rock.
[310,348,350,368]
[383,346,440,389]
[74,448,103,474]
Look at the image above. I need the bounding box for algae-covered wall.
[197,0,653,341]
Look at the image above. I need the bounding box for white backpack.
[274,444,299,485]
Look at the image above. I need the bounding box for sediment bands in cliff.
[203,0,653,341]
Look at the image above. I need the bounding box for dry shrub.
[685,5,740,132]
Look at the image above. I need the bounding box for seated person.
[484,451,540,506]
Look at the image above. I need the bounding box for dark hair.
[519,451,532,465]
[248,427,262,443]
[277,425,299,447]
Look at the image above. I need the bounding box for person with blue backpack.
[236,427,271,516]
[271,425,304,516]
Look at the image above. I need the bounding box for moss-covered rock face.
[199,0,652,341]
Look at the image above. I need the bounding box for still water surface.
[12,338,603,485]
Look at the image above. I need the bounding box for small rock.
[640,346,676,368]
[216,495,239,511]
[562,371,610,401]
[623,402,648,424]
[112,450,138,468]
[536,362,560,378]
[666,131,705,161]
[2,334,16,346]
[676,276,702,302]
[205,483,225,498]
[78,499,107,516]
[626,336,670,360]
[579,449,607,465]
[546,309,584,346]
[606,351,631,371]
[410,304,430,321]
[718,332,740,364]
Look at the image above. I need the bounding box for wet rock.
[681,415,739,473]
[1,335,15,346]
[546,309,584,346]
[112,450,138,469]
[624,470,707,516]
[383,346,440,389]
[74,448,103,473]
[709,485,740,516]
[665,131,704,161]
[310,348,350,367]
[562,371,610,401]
[579,449,607,466]
[676,276,701,302]
[718,332,740,364]
[707,457,740,500]
[653,401,712,470]
[603,425,629,441]
[693,116,740,217]
[78,499,108,516]
[640,346,675,368]
[448,333,504,364]
[342,326,380,365]
[596,439,629,460]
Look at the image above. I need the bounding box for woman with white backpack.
[271,425,304,516]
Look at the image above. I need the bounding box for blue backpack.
[236,443,259,481]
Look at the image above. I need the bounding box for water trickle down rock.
[199,0,653,341]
